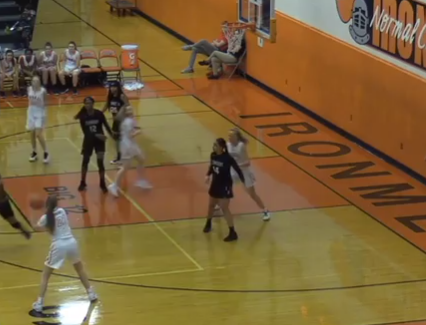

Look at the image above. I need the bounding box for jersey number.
[213,166,220,174]
[89,125,97,133]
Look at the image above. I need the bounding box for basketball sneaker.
[32,298,44,313]
[108,183,119,197]
[135,179,152,189]
[43,152,50,164]
[29,152,37,162]
[88,287,98,302]
[262,210,271,221]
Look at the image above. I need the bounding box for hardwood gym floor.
[2,0,426,324]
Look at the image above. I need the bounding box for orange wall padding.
[138,0,426,177]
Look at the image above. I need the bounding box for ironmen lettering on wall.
[335,0,426,69]
[240,111,426,249]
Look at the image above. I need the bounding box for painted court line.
[65,138,204,271]
[0,268,201,291]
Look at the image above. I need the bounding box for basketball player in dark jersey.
[204,138,245,242]
[103,81,129,165]
[74,97,113,193]
[0,174,31,239]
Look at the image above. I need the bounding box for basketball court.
[2,0,426,324]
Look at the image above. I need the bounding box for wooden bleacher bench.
[105,0,136,17]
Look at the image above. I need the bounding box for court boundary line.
[0,86,186,109]
[367,319,426,325]
[0,92,186,110]
[0,155,277,180]
[0,268,201,292]
[0,203,351,235]
[64,137,203,271]
[0,106,213,142]
[1,254,426,293]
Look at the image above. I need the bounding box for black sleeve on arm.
[74,107,84,120]
[79,118,85,135]
[207,153,213,176]
[207,164,213,176]
[101,112,113,136]
[229,155,245,183]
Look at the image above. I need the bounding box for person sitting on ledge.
[181,22,228,74]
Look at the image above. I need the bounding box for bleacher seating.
[0,0,37,50]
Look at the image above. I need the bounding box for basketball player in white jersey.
[58,41,81,95]
[27,76,50,163]
[38,42,58,94]
[0,49,19,98]
[108,106,152,197]
[227,128,270,221]
[32,196,98,312]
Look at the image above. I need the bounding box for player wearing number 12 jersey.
[204,138,245,242]
[74,97,113,193]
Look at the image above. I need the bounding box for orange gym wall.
[138,0,426,178]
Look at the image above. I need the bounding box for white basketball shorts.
[26,114,46,131]
[231,166,256,188]
[45,238,80,270]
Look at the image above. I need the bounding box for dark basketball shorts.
[81,138,106,156]
[208,182,234,199]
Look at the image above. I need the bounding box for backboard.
[238,0,276,42]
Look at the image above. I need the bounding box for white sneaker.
[29,152,37,162]
[88,287,98,302]
[182,45,193,51]
[181,67,194,74]
[262,210,271,221]
[135,179,152,189]
[32,300,43,312]
[108,183,119,197]
[43,153,50,164]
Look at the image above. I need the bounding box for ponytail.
[45,196,57,234]
[216,138,228,153]
[231,128,248,144]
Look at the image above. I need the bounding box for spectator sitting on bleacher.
[198,38,246,80]
[58,41,81,95]
[181,22,228,74]
[0,50,19,98]
[38,42,59,94]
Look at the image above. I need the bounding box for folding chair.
[99,48,122,82]
[80,50,103,86]
[224,49,247,80]
[80,50,102,74]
